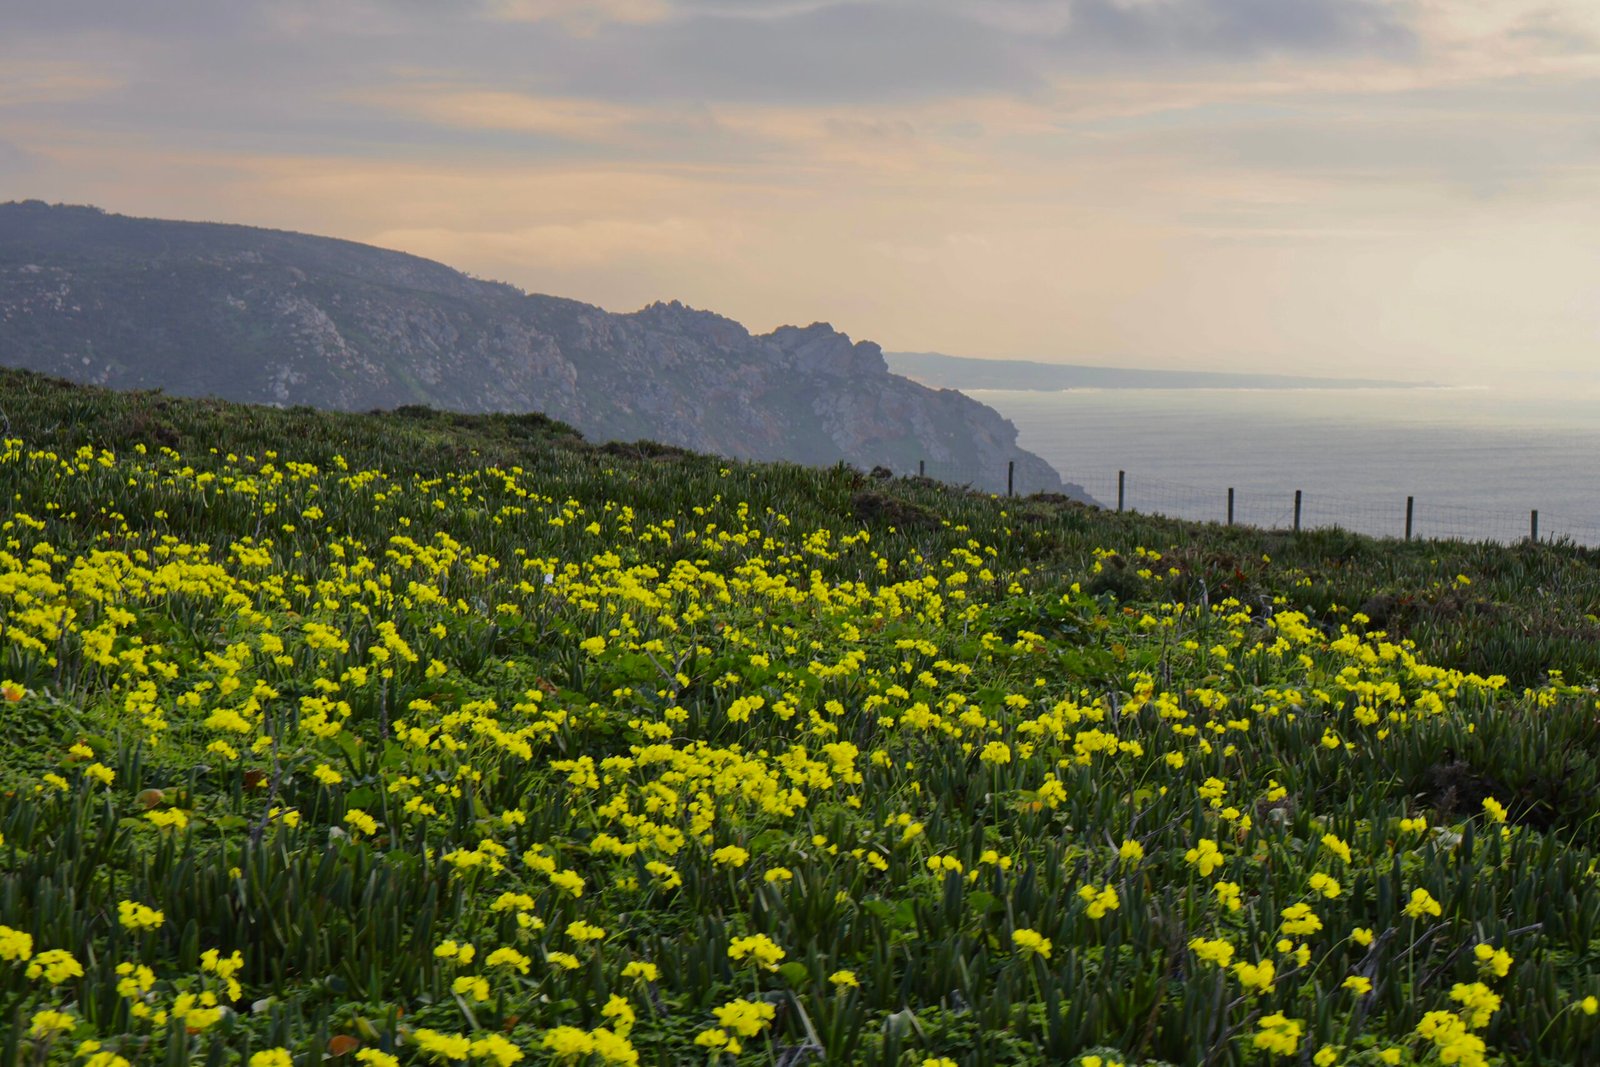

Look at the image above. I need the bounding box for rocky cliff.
[0,201,1083,498]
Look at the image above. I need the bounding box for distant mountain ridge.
[887,351,1436,391]
[0,201,1081,499]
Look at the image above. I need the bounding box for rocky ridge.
[0,201,1083,499]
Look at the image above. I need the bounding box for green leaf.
[777,962,811,987]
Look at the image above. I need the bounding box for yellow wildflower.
[1012,928,1052,959]
[1403,888,1443,919]
[1253,1013,1303,1055]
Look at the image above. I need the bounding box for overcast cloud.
[2,0,1599,384]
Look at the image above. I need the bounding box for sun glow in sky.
[3,0,1599,384]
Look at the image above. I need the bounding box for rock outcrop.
[0,201,1085,499]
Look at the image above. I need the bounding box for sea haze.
[970,385,1600,546]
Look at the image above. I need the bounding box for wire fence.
[898,459,1600,548]
[880,458,1069,499]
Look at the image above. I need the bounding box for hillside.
[3,364,1597,684]
[4,370,1600,1064]
[0,201,1077,499]
[887,351,1433,391]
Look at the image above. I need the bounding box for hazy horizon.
[4,1,1598,388]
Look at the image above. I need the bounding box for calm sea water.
[968,386,1600,546]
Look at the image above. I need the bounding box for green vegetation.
[2,365,1600,1065]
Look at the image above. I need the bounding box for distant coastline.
[969,385,1468,396]
[886,351,1439,392]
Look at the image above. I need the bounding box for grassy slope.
[4,365,1598,690]
[5,366,1600,1065]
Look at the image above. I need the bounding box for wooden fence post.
[1007,460,1014,498]
[1293,490,1302,533]
[1227,488,1234,526]
[1117,470,1125,513]
[918,459,924,478]
[1531,509,1539,542]
[1405,496,1414,541]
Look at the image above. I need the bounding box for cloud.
[357,83,1019,176]
[474,0,1417,108]
[1056,0,1415,60]
[355,88,654,142]
[531,4,1041,105]
[4,0,1600,386]
[372,216,730,270]
[0,0,1426,122]
[0,138,34,177]
[0,61,121,107]
[479,0,672,31]
[1184,112,1600,197]
[1507,9,1600,54]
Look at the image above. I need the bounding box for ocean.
[967,386,1600,546]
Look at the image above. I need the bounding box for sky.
[2,0,1598,386]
